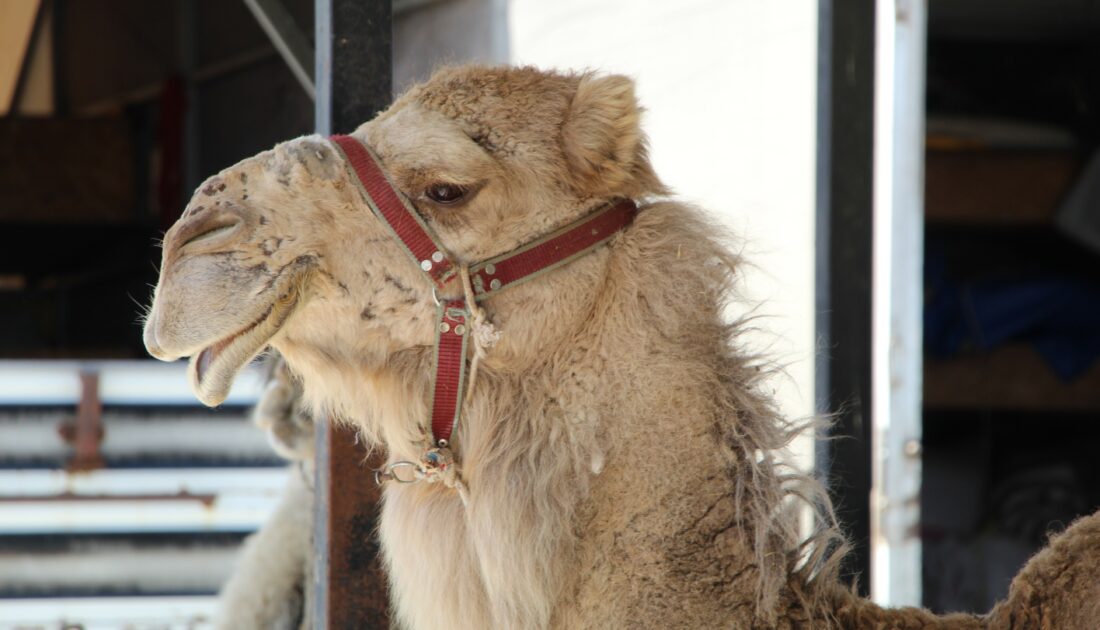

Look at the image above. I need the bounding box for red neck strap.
[331,134,638,450]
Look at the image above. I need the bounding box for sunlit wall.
[510,0,820,469]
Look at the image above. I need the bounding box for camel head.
[143,65,664,407]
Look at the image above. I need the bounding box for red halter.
[330,134,638,481]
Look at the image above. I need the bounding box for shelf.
[924,343,1100,411]
[925,149,1083,226]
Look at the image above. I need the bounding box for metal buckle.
[373,460,420,485]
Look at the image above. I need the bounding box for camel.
[143,65,1100,628]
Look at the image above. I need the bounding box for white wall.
[510,0,819,468]
[393,0,510,92]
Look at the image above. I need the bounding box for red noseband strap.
[331,134,638,456]
[331,135,457,287]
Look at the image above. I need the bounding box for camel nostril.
[182,222,239,247]
[175,216,243,250]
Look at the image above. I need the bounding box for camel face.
[144,66,661,407]
[142,136,369,406]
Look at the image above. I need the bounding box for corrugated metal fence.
[0,360,279,629]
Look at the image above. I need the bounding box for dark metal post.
[816,0,876,595]
[313,0,393,627]
[315,0,392,135]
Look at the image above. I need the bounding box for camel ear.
[562,74,643,195]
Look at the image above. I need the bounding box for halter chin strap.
[330,134,638,487]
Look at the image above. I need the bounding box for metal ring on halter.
[373,460,420,485]
[431,287,441,306]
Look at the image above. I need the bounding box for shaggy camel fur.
[216,355,313,630]
[144,65,1100,628]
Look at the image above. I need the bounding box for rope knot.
[417,446,470,505]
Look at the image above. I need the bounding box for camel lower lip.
[195,334,239,386]
[188,296,293,407]
[197,347,213,382]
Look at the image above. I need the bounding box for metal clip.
[373,460,420,485]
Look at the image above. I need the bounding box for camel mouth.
[187,288,300,407]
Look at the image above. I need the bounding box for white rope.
[459,266,500,405]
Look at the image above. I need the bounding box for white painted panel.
[0,498,275,535]
[0,595,217,630]
[0,547,237,592]
[0,360,265,406]
[0,467,288,497]
[0,412,272,460]
[0,467,289,534]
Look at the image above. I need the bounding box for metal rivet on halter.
[454,324,466,336]
[420,259,433,271]
[489,279,502,290]
[439,322,450,333]
[484,263,496,275]
[437,439,449,448]
[431,251,444,263]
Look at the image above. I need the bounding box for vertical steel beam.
[870,0,926,607]
[51,0,67,115]
[177,0,200,198]
[315,0,392,135]
[313,1,393,627]
[816,0,876,596]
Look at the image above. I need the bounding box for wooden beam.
[925,344,1100,412]
[0,0,43,115]
[925,150,1082,226]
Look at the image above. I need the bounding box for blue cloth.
[925,251,1100,382]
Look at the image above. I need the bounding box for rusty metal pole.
[313,0,393,627]
[60,371,105,472]
[312,423,390,628]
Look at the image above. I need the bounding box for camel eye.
[425,183,467,205]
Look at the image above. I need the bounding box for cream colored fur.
[216,355,314,630]
[145,65,1100,629]
[217,463,312,630]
